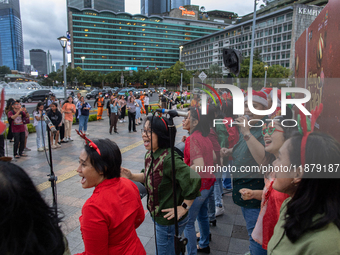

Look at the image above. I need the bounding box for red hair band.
[75,129,101,156]
[159,117,168,131]
[297,103,323,167]
[196,108,200,121]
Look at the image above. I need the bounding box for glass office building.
[141,0,190,16]
[68,0,125,13]
[68,7,226,73]
[0,0,24,71]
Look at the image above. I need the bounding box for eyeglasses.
[262,125,284,136]
[141,129,152,136]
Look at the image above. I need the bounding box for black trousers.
[13,132,25,156]
[145,105,149,115]
[128,111,136,131]
[0,134,4,157]
[120,106,126,120]
[60,123,65,141]
[7,122,13,140]
[75,109,79,123]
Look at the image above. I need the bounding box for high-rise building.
[68,7,227,73]
[30,49,47,75]
[141,0,190,16]
[0,0,24,71]
[55,62,61,71]
[181,3,323,74]
[68,0,124,12]
[46,50,52,74]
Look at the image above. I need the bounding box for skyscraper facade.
[46,50,52,74]
[30,49,47,75]
[0,0,24,71]
[68,0,124,12]
[141,0,190,16]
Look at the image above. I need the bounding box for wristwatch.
[181,202,190,210]
[243,133,252,141]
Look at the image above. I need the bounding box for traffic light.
[222,49,242,77]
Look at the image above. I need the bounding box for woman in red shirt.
[75,137,146,255]
[182,107,216,254]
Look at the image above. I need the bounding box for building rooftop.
[181,6,294,46]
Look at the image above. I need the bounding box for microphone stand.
[46,124,58,217]
[168,116,188,255]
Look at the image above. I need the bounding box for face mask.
[100,95,103,98]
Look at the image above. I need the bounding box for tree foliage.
[39,61,193,88]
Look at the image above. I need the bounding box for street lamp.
[248,0,259,88]
[179,46,183,62]
[180,68,184,92]
[58,36,68,100]
[264,65,268,87]
[81,56,85,69]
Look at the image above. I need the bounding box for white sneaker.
[52,145,57,149]
[119,120,123,123]
[69,137,73,141]
[37,147,44,152]
[123,119,126,122]
[56,143,61,148]
[85,132,89,136]
[215,206,225,217]
[45,146,49,150]
[64,137,69,141]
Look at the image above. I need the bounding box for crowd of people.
[1,87,340,255]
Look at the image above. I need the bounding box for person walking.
[8,101,27,158]
[135,96,142,125]
[62,96,76,142]
[119,95,127,122]
[33,102,48,152]
[109,97,120,134]
[74,92,81,124]
[127,97,137,133]
[106,94,113,127]
[5,98,15,143]
[78,96,91,136]
[47,103,62,149]
[144,93,149,116]
[94,92,105,120]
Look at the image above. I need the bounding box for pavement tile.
[228,238,250,254]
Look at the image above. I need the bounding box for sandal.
[20,154,28,157]
[14,155,20,158]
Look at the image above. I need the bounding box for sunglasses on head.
[262,124,284,136]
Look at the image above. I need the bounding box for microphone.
[42,113,57,134]
[229,115,250,127]
[156,109,189,118]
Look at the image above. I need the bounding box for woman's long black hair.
[189,107,210,137]
[145,116,175,149]
[0,162,65,255]
[283,132,340,243]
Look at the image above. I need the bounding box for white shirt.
[33,110,46,126]
[144,96,149,105]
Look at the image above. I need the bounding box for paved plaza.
[9,114,248,255]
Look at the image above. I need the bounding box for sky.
[20,0,265,66]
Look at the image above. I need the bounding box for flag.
[155,65,157,69]
[146,66,149,70]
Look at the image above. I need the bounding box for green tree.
[208,64,222,78]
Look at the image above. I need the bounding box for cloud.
[21,0,67,65]
[20,0,264,66]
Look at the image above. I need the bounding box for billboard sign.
[295,0,340,141]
